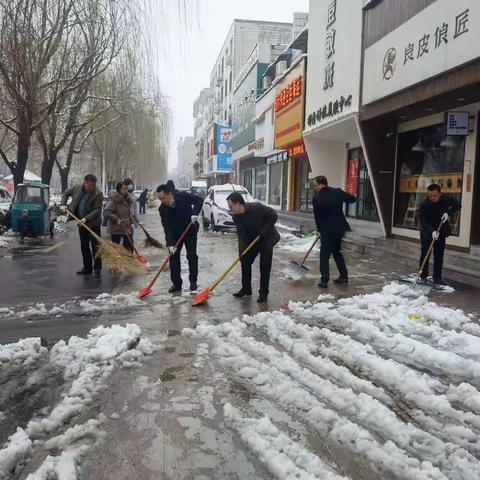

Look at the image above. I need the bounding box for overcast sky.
[155,0,309,170]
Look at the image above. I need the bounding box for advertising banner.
[216,124,233,172]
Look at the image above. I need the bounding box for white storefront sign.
[445,111,470,136]
[363,0,480,105]
[304,0,363,132]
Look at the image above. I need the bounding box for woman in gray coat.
[104,181,136,252]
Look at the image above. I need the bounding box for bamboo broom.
[66,211,146,274]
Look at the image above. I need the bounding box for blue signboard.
[216,124,233,172]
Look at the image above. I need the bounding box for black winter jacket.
[232,202,280,252]
[159,191,203,246]
[418,196,461,238]
[312,187,356,234]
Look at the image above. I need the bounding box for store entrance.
[294,156,313,212]
[471,111,480,246]
[346,148,379,221]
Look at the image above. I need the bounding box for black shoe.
[190,283,198,292]
[257,294,268,303]
[77,269,92,275]
[433,278,447,286]
[333,276,349,284]
[233,289,252,298]
[93,270,101,276]
[168,285,182,293]
[318,281,329,288]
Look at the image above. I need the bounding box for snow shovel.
[289,234,320,278]
[137,222,193,299]
[412,218,447,294]
[192,235,261,307]
[120,223,149,265]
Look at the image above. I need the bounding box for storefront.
[360,0,480,249]
[266,150,289,210]
[303,0,381,226]
[273,57,311,212]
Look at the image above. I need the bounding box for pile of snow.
[0,323,154,479]
[185,282,480,480]
[279,234,319,253]
[0,338,47,368]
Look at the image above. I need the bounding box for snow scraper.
[120,223,149,265]
[137,222,193,299]
[289,234,320,278]
[192,235,261,306]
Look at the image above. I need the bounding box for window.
[229,72,233,92]
[254,166,267,202]
[268,162,282,206]
[243,169,253,194]
[394,123,464,234]
[14,186,44,205]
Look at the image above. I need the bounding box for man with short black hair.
[418,184,461,285]
[227,192,280,303]
[312,175,357,288]
[157,183,203,292]
[61,174,104,275]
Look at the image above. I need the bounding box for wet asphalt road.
[2,209,480,479]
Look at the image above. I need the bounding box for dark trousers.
[139,202,146,214]
[78,225,101,272]
[320,230,348,282]
[240,242,274,295]
[420,234,446,279]
[169,227,198,287]
[111,234,134,252]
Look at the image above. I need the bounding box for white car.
[0,186,13,212]
[202,184,255,231]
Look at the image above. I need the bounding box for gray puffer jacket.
[103,190,134,235]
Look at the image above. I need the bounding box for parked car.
[0,185,13,212]
[202,184,255,231]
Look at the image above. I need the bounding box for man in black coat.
[227,192,280,303]
[418,183,461,285]
[312,176,357,288]
[157,184,203,292]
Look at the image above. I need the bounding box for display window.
[394,123,464,235]
[268,162,282,206]
[254,166,267,201]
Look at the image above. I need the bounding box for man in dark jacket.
[227,192,280,303]
[139,189,148,215]
[312,176,357,288]
[157,184,203,292]
[418,183,461,285]
[61,174,104,275]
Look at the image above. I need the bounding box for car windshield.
[14,186,45,205]
[215,190,254,208]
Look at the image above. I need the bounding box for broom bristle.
[96,240,146,274]
[143,236,165,250]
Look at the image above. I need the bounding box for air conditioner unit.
[263,76,272,90]
[225,55,233,66]
[276,60,287,76]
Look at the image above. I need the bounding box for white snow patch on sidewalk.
[224,404,347,480]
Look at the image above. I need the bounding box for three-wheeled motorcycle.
[11,182,55,238]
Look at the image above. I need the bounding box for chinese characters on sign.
[306,94,353,127]
[288,141,306,159]
[324,0,337,90]
[274,77,302,112]
[266,150,288,165]
[401,9,470,68]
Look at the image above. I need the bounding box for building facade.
[360,0,480,250]
[175,136,196,188]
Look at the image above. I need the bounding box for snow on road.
[0,324,155,479]
[185,283,480,480]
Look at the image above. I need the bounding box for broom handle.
[417,219,445,277]
[67,211,102,242]
[299,235,320,267]
[148,222,193,287]
[209,235,261,292]
[120,222,141,256]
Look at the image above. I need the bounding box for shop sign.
[234,44,259,92]
[324,0,337,90]
[399,173,463,194]
[445,111,470,136]
[274,77,302,112]
[266,150,288,165]
[306,94,352,127]
[248,138,265,151]
[287,141,306,159]
[363,0,480,104]
[346,158,358,196]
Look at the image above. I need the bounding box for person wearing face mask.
[156,183,203,293]
[104,181,136,252]
[123,178,138,218]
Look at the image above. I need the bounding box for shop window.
[254,166,267,202]
[394,123,464,235]
[294,157,313,212]
[268,162,282,206]
[243,169,253,194]
[281,160,289,210]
